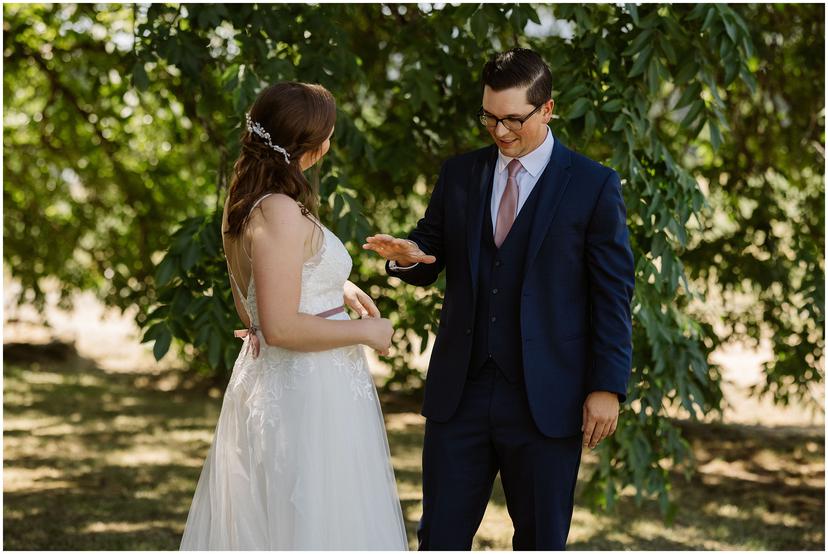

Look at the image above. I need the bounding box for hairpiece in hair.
[245,113,291,164]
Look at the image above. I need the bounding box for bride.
[179,81,408,550]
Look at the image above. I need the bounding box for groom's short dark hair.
[481,48,552,107]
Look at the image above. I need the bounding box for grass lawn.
[3,345,824,550]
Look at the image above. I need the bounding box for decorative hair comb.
[245,113,291,164]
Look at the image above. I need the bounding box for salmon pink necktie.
[494,158,522,248]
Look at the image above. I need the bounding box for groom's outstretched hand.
[581,391,619,450]
[362,234,437,266]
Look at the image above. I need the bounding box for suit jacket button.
[465,328,471,335]
[491,316,497,323]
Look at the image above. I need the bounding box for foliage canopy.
[4,3,823,516]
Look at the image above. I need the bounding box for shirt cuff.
[389,259,419,271]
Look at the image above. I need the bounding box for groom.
[364,48,634,550]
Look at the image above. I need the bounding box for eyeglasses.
[478,104,543,131]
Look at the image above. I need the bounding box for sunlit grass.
[3,356,824,550]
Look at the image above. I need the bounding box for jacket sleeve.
[584,170,635,402]
[385,161,448,287]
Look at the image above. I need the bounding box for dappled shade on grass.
[3,347,824,550]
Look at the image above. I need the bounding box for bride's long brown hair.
[224,82,336,238]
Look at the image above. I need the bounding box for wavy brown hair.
[224,82,336,238]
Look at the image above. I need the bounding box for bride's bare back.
[222,193,323,327]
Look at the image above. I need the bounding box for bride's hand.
[361,317,394,356]
[343,280,380,319]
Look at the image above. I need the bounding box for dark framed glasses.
[478,104,543,131]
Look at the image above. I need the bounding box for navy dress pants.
[418,359,582,551]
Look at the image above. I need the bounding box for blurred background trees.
[4,3,823,516]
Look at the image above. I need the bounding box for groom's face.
[482,85,553,159]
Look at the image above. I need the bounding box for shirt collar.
[496,127,554,178]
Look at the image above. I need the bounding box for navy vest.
[468,172,543,382]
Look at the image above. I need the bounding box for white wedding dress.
[180,194,408,550]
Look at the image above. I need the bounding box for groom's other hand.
[363,234,437,266]
[581,391,619,449]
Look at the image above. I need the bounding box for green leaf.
[659,37,678,65]
[567,97,592,119]
[602,99,624,113]
[675,82,702,110]
[142,321,165,343]
[523,4,541,25]
[626,3,640,25]
[224,343,238,369]
[201,224,220,258]
[722,15,738,43]
[674,60,699,86]
[701,6,717,31]
[264,57,295,81]
[596,39,613,65]
[558,83,589,103]
[719,34,736,60]
[181,240,201,272]
[647,58,660,96]
[221,64,240,92]
[146,304,169,322]
[584,110,597,139]
[709,121,722,152]
[510,6,528,33]
[723,54,739,85]
[623,29,654,57]
[679,99,704,128]
[171,289,190,315]
[470,9,488,40]
[131,62,149,91]
[153,327,172,360]
[155,256,177,287]
[185,296,206,316]
[208,330,222,367]
[196,324,211,346]
[234,65,259,115]
[628,45,653,78]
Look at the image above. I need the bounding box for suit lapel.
[522,136,573,276]
[466,145,497,298]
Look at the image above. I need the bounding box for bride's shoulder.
[253,193,303,219]
[250,193,311,235]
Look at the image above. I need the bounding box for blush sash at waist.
[233,305,347,358]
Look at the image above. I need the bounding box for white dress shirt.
[391,127,554,271]
[490,126,555,231]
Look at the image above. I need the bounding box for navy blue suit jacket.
[388,135,635,438]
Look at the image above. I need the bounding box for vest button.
[465,328,471,335]
[491,316,497,323]
[492,288,498,294]
[495,260,502,267]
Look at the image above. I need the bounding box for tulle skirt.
[180,323,408,550]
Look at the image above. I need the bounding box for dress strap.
[296,201,326,235]
[226,262,249,303]
[226,262,254,330]
[241,193,276,262]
